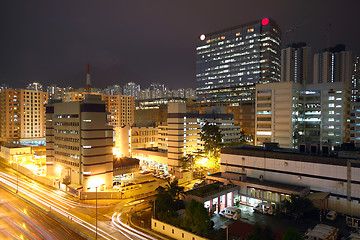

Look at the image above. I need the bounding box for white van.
[253,202,275,215]
[219,207,241,220]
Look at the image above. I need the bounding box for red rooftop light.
[262,18,269,26]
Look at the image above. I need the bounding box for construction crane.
[284,20,311,46]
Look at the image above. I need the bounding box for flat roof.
[207,172,309,196]
[185,182,237,198]
[221,145,360,167]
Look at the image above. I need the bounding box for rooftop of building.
[113,157,139,168]
[201,18,280,38]
[209,172,309,195]
[221,144,360,167]
[0,143,29,149]
[185,182,236,198]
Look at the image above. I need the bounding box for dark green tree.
[180,153,197,170]
[184,199,211,236]
[282,227,303,240]
[282,195,314,219]
[200,122,223,158]
[153,179,185,221]
[166,179,185,209]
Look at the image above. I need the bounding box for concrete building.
[303,82,350,146]
[0,89,48,144]
[313,45,352,86]
[350,57,360,146]
[254,81,351,148]
[46,95,113,194]
[208,144,360,216]
[47,84,65,100]
[63,91,104,102]
[104,95,134,127]
[281,42,312,84]
[199,107,241,144]
[123,82,140,99]
[196,18,281,104]
[26,82,43,91]
[103,84,122,96]
[255,82,303,148]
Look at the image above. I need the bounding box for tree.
[166,179,185,208]
[282,227,303,240]
[153,179,185,220]
[200,122,223,158]
[184,199,211,236]
[282,195,314,219]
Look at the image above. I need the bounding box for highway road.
[0,187,86,240]
[0,161,163,240]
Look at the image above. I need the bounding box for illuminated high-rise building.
[123,82,140,99]
[0,89,48,144]
[104,95,134,127]
[281,42,312,84]
[313,44,352,86]
[196,18,281,104]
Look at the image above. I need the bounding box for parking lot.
[212,204,355,238]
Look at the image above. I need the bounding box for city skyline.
[1,1,360,90]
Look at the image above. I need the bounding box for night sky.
[1,1,359,90]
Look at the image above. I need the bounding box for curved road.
[0,161,165,240]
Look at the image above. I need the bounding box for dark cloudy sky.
[1,1,359,90]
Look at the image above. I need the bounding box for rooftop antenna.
[86,64,91,93]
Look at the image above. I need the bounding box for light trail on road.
[0,168,160,240]
[112,212,158,240]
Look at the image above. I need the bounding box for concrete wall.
[151,218,208,240]
[79,180,167,200]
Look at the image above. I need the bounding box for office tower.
[104,95,134,127]
[313,44,352,86]
[0,89,48,143]
[46,95,113,191]
[123,82,140,99]
[103,84,122,96]
[196,18,281,104]
[26,82,43,91]
[281,42,312,84]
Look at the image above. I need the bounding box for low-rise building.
[207,143,360,216]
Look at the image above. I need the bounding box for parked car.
[326,210,337,221]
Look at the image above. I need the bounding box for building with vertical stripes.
[46,94,113,193]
